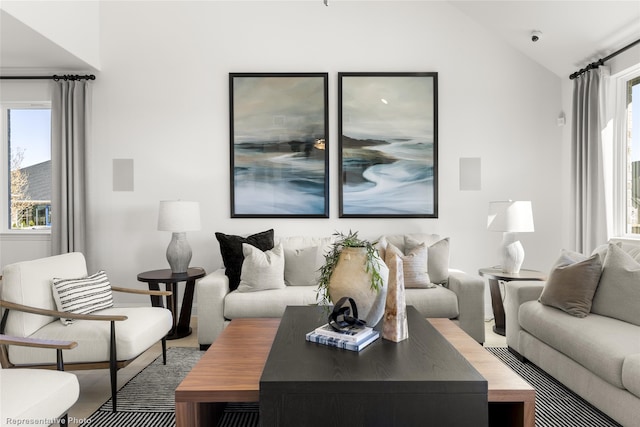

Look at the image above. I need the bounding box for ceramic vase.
[328,247,389,326]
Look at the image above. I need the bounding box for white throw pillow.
[284,246,320,286]
[52,270,114,325]
[238,243,286,292]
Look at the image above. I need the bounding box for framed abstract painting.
[229,73,329,218]
[338,72,438,218]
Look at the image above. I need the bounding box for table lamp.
[158,200,201,274]
[487,200,534,274]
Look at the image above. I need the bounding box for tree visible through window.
[7,108,52,230]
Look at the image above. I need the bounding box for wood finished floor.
[59,317,505,427]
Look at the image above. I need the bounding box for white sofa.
[197,233,485,348]
[505,241,640,427]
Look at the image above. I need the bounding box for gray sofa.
[505,241,640,427]
[197,233,485,348]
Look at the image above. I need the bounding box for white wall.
[2,1,566,317]
[0,0,101,70]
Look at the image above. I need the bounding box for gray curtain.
[51,80,90,255]
[571,68,608,254]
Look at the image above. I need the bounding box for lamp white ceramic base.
[500,232,525,274]
[166,232,192,274]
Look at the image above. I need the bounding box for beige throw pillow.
[591,243,640,326]
[385,243,434,289]
[237,243,285,292]
[538,252,602,317]
[405,236,450,284]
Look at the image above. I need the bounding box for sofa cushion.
[237,243,286,292]
[385,242,433,288]
[405,236,450,284]
[215,229,274,291]
[278,236,332,286]
[378,234,449,285]
[0,368,79,422]
[538,252,602,317]
[8,307,172,365]
[1,253,88,338]
[405,287,459,318]
[519,301,640,389]
[52,270,114,325]
[224,287,319,319]
[283,246,320,286]
[622,354,640,399]
[591,243,640,326]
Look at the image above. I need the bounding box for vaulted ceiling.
[1,1,639,79]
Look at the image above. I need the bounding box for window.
[627,77,640,235]
[2,105,52,231]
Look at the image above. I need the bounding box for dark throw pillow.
[538,252,603,318]
[215,229,275,291]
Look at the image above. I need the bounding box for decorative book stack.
[305,323,380,352]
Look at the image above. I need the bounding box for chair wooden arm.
[0,334,77,350]
[111,286,172,297]
[0,300,128,322]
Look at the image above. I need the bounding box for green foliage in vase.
[316,230,384,307]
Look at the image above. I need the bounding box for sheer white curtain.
[51,80,90,255]
[571,68,609,254]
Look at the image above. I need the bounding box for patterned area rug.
[84,347,622,427]
[486,347,621,427]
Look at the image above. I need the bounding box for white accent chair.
[0,253,173,412]
[0,334,79,427]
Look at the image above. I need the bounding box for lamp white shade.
[158,201,201,274]
[487,201,534,233]
[487,201,534,274]
[158,201,201,232]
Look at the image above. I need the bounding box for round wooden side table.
[479,267,546,336]
[137,267,206,340]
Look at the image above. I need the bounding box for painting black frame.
[338,72,438,218]
[229,73,329,218]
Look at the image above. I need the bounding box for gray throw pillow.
[591,243,640,326]
[538,253,602,318]
[284,246,320,286]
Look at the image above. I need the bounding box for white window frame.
[0,101,52,235]
[610,64,640,241]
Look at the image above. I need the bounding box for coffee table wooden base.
[175,318,279,427]
[175,317,534,427]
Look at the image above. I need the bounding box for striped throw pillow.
[52,270,114,325]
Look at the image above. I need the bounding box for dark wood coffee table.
[261,306,487,426]
[175,310,535,427]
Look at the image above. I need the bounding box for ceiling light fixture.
[324,0,328,6]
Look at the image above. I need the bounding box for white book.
[313,323,376,343]
[305,330,380,352]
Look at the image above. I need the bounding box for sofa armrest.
[504,281,545,352]
[447,269,485,344]
[196,269,229,347]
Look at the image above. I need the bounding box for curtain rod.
[0,74,96,81]
[570,38,640,80]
